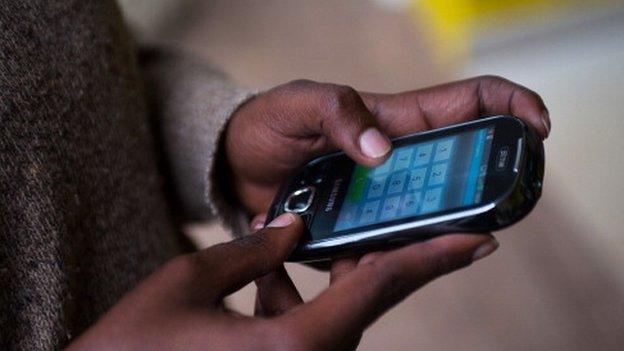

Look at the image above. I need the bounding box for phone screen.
[332,127,495,233]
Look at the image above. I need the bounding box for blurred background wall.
[120,1,624,350]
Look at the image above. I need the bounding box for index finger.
[363,75,550,138]
[191,213,304,300]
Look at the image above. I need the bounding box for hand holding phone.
[224,76,549,217]
[69,213,497,351]
[266,116,544,261]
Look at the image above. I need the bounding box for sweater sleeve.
[140,48,255,233]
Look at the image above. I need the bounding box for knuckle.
[476,75,544,106]
[477,74,507,85]
[269,79,318,103]
[419,242,453,278]
[232,234,274,271]
[384,263,406,288]
[430,252,452,278]
[476,75,513,93]
[369,259,407,294]
[478,75,533,96]
[233,232,269,248]
[358,258,416,304]
[287,78,315,87]
[326,84,359,115]
[521,87,543,103]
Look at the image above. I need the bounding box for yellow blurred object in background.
[411,0,614,64]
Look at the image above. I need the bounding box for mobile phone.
[266,115,544,262]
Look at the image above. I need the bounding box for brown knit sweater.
[0,1,252,350]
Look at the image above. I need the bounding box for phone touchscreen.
[331,127,496,234]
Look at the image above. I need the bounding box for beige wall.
[121,1,624,350]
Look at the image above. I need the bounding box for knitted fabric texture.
[0,1,252,349]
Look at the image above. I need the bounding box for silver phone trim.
[513,138,523,173]
[302,203,496,249]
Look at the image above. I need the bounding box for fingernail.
[252,222,265,231]
[359,128,391,159]
[541,110,551,137]
[266,213,295,228]
[472,238,499,262]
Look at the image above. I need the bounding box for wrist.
[208,94,258,231]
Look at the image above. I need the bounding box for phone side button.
[513,138,523,173]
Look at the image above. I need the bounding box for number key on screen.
[408,167,427,190]
[433,138,454,162]
[428,163,448,186]
[380,196,401,220]
[387,171,408,195]
[359,200,380,224]
[367,177,386,199]
[400,192,421,216]
[373,155,394,175]
[393,148,413,171]
[414,144,433,166]
[421,187,443,213]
